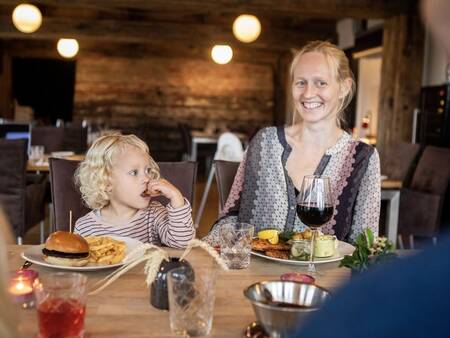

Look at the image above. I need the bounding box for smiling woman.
[204,41,380,246]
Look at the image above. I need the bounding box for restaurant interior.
[1,0,450,337]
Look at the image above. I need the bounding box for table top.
[381,179,402,190]
[9,245,350,337]
[27,154,85,172]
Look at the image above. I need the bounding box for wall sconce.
[12,4,42,33]
[232,14,261,43]
[57,39,79,58]
[211,45,233,64]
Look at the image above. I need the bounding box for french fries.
[85,236,126,265]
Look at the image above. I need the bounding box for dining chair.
[214,160,240,212]
[380,142,422,185]
[0,139,46,244]
[31,126,65,153]
[49,158,90,232]
[49,159,197,232]
[398,145,450,248]
[195,133,244,226]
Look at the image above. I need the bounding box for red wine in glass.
[297,203,334,227]
[297,175,334,273]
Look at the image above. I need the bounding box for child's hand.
[148,179,185,208]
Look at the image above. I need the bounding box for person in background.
[74,133,195,248]
[294,1,450,337]
[0,207,19,338]
[204,40,380,246]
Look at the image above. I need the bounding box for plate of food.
[251,229,355,265]
[21,231,144,271]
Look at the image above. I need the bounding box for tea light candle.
[9,269,39,309]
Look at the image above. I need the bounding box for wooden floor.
[23,177,219,244]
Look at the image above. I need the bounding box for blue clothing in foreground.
[295,235,450,338]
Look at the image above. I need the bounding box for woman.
[204,40,380,245]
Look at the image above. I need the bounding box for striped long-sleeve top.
[74,199,195,249]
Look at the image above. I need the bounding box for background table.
[9,245,350,337]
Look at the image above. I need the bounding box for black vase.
[150,257,192,310]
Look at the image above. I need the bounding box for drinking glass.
[168,266,217,337]
[297,175,334,273]
[29,145,44,164]
[33,272,87,338]
[219,222,254,269]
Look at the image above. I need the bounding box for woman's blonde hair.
[0,207,18,338]
[290,40,356,128]
[75,133,160,210]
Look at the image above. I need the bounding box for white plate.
[21,236,144,271]
[251,240,355,265]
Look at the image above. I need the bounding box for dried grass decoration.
[89,239,228,295]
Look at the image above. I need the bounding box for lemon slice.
[257,229,278,240]
[267,233,279,244]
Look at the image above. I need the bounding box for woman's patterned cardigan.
[203,126,380,246]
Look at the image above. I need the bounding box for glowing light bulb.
[12,4,42,33]
[57,39,79,58]
[232,14,261,43]
[211,45,233,64]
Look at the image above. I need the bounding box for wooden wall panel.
[74,55,274,131]
[377,14,424,161]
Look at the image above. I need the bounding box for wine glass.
[297,175,334,273]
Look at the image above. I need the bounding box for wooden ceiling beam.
[0,14,335,51]
[0,0,413,19]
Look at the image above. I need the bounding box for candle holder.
[8,269,39,309]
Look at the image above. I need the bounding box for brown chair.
[31,126,65,153]
[0,139,46,243]
[381,142,421,185]
[49,158,90,232]
[32,125,87,154]
[155,162,197,207]
[398,146,450,247]
[49,159,197,232]
[214,160,240,212]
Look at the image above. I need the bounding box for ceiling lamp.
[232,14,261,43]
[57,38,79,58]
[12,4,42,33]
[211,45,233,64]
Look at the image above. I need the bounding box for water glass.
[33,272,87,338]
[168,266,217,337]
[220,222,254,269]
[29,145,44,163]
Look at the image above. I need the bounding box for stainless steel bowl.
[243,281,330,338]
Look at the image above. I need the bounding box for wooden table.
[9,245,350,337]
[27,154,85,172]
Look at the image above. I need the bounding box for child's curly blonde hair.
[75,133,160,210]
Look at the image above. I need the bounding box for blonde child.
[74,133,195,248]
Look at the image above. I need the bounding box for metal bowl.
[243,281,330,338]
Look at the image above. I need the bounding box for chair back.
[0,139,27,237]
[214,160,240,211]
[398,146,450,238]
[49,158,90,232]
[381,142,421,185]
[156,162,197,206]
[410,146,450,195]
[31,126,65,153]
[62,125,88,154]
[49,159,197,232]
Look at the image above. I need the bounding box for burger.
[42,231,90,267]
